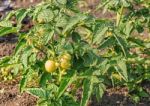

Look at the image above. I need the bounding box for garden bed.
[0,0,150,106]
[0,42,149,105]
[0,77,149,106]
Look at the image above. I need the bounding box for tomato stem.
[58,68,62,83]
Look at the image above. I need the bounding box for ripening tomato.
[45,60,57,73]
[62,53,71,61]
[60,58,71,70]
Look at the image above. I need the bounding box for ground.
[0,74,149,106]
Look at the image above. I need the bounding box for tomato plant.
[0,0,150,105]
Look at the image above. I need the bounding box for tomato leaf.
[93,27,108,45]
[80,78,93,106]
[26,88,47,98]
[115,59,128,81]
[40,73,52,87]
[95,83,106,102]
[37,9,54,23]
[0,20,12,27]
[0,27,17,37]
[57,70,76,98]
[21,46,32,69]
[63,14,87,34]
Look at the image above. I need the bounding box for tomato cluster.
[45,53,71,73]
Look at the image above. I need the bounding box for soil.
[0,0,150,106]
[0,42,16,58]
[92,86,150,106]
[0,78,37,106]
[0,77,149,106]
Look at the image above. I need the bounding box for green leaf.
[21,46,32,69]
[80,78,93,106]
[131,94,140,103]
[20,68,33,92]
[20,75,27,93]
[14,39,26,55]
[26,88,46,98]
[40,73,52,87]
[0,56,11,65]
[83,51,99,67]
[37,9,54,23]
[0,20,12,27]
[95,83,106,102]
[16,9,30,29]
[93,27,108,44]
[63,14,87,34]
[128,37,145,47]
[98,36,116,49]
[139,90,150,97]
[71,32,81,42]
[43,30,54,45]
[56,16,68,27]
[13,64,20,76]
[0,27,17,37]
[57,70,76,98]
[113,34,128,57]
[125,22,133,37]
[57,0,67,5]
[116,60,128,81]
[144,73,150,80]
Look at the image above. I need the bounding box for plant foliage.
[0,0,150,105]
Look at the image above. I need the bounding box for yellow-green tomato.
[45,60,57,73]
[62,53,71,61]
[60,59,71,70]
